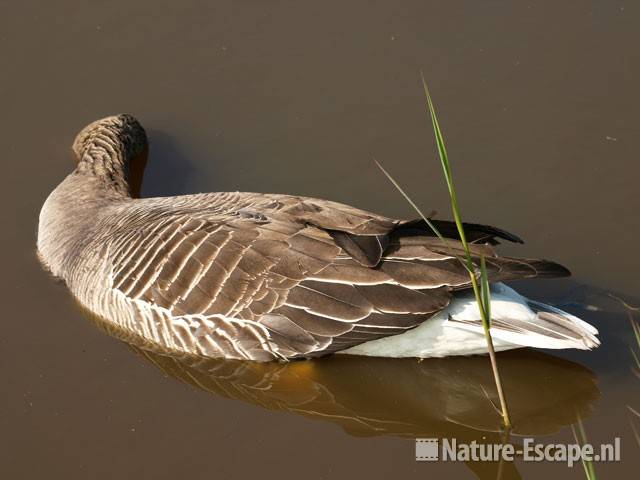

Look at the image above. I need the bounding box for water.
[2,1,639,478]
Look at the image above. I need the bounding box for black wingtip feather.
[396,218,525,245]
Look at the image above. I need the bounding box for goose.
[37,114,599,361]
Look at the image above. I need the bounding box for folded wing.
[107,193,569,360]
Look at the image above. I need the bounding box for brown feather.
[102,191,571,360]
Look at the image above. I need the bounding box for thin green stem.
[572,415,597,480]
[420,73,511,428]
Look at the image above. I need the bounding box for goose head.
[72,114,149,197]
[72,114,147,162]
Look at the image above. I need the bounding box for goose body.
[37,115,599,361]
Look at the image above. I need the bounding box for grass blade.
[480,256,491,326]
[420,72,469,254]
[572,415,597,480]
[373,159,448,247]
[373,159,470,272]
[376,77,512,428]
[421,77,511,428]
[630,316,640,348]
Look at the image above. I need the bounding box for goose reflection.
[91,311,598,439]
[85,307,599,480]
[137,347,597,437]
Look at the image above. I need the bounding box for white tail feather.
[341,283,599,358]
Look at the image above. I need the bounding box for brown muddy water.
[1,1,639,479]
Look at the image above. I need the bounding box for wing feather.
[106,193,569,360]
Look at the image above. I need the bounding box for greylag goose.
[37,114,599,361]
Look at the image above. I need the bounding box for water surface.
[2,1,639,479]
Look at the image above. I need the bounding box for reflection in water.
[88,308,598,435]
[88,310,599,479]
[82,299,600,479]
[134,347,597,437]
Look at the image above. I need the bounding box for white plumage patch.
[340,283,600,358]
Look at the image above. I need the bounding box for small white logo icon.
[415,438,439,461]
